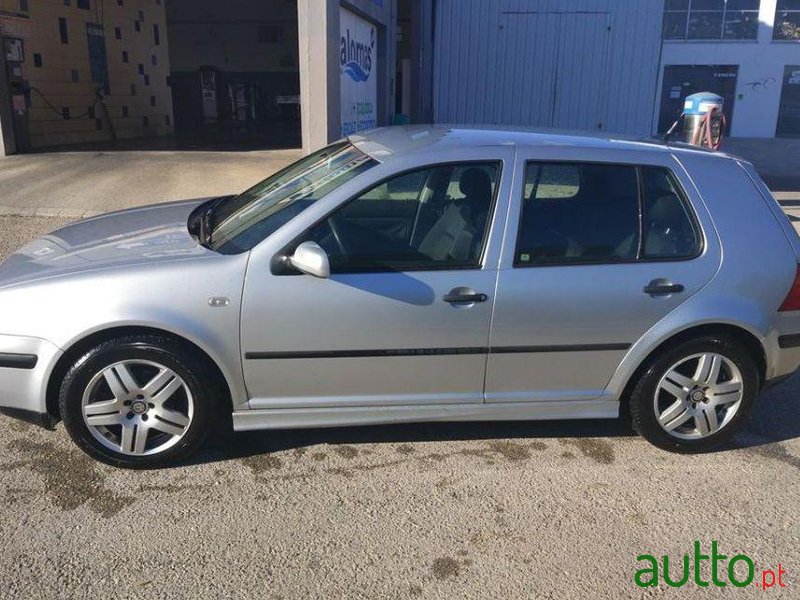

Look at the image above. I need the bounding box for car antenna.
[664,113,683,144]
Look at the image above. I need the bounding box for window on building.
[153,24,160,45]
[71,69,80,82]
[775,0,800,39]
[144,74,150,86]
[59,17,69,44]
[663,0,760,40]
[114,27,122,40]
[62,107,71,119]
[19,0,28,12]
[77,0,90,9]
[33,53,42,67]
[122,105,129,117]
[122,50,129,62]
[130,84,137,95]
[150,95,156,107]
[135,20,141,32]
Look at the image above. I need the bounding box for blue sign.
[340,25,374,83]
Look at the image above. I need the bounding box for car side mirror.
[288,241,330,278]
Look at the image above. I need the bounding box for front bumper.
[0,334,62,426]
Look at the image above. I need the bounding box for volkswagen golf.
[1,126,799,468]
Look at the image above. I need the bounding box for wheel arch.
[617,322,767,420]
[46,325,234,422]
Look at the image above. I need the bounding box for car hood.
[0,199,216,289]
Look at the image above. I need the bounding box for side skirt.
[232,400,620,432]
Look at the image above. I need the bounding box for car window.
[641,167,700,259]
[209,142,376,253]
[299,162,501,273]
[524,164,580,200]
[516,162,640,265]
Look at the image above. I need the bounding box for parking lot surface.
[0,216,798,599]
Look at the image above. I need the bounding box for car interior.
[516,164,697,265]
[305,163,499,271]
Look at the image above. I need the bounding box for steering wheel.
[326,217,349,258]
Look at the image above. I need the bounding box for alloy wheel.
[81,360,194,456]
[653,352,744,440]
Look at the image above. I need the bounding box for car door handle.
[644,279,685,296]
[443,287,488,304]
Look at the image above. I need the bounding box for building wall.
[432,0,664,136]
[297,0,396,151]
[657,0,799,138]
[166,0,298,73]
[0,0,173,149]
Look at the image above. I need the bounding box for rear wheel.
[59,335,215,468]
[629,335,759,453]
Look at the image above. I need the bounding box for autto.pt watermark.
[635,541,788,590]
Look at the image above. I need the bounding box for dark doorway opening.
[166,0,301,150]
[777,65,800,138]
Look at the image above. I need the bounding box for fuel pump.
[666,92,726,150]
[2,37,30,151]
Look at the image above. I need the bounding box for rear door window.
[516,163,640,265]
[515,162,700,266]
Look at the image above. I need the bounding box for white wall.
[657,0,798,138]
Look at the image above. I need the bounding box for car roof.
[349,124,742,164]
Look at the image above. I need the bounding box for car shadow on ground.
[189,418,639,467]
[184,375,800,466]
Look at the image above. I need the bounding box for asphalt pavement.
[0,215,797,599]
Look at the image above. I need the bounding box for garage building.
[0,0,798,156]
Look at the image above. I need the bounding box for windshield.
[208,142,376,253]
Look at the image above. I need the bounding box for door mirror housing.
[288,241,330,278]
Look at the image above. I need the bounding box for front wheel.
[59,335,215,468]
[629,335,759,453]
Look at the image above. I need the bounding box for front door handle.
[644,278,685,296]
[443,287,488,304]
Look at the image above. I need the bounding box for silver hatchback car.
[1,126,799,468]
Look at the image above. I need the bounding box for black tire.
[59,334,217,469]
[629,335,759,453]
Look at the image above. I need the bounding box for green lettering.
[693,540,710,587]
[728,555,755,588]
[663,554,690,587]
[711,540,728,587]
[635,555,659,588]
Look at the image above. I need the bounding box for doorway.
[777,65,800,138]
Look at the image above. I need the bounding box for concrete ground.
[0,148,301,218]
[0,215,798,599]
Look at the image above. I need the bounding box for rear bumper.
[0,334,62,422]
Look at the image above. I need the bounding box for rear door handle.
[644,278,685,296]
[443,287,488,304]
